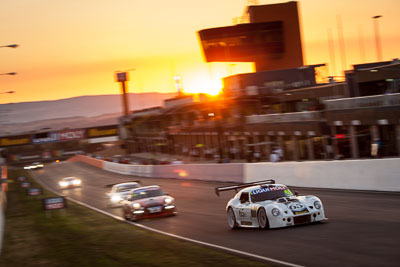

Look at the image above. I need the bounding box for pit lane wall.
[103,161,153,178]
[151,163,244,183]
[71,155,400,192]
[102,161,243,182]
[67,155,104,169]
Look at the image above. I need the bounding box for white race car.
[59,177,82,189]
[106,181,141,207]
[216,180,327,229]
[24,162,44,170]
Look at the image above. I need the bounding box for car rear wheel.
[227,207,239,229]
[257,208,269,229]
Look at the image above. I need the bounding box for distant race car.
[106,181,141,207]
[216,179,327,229]
[24,165,32,170]
[24,162,44,170]
[58,177,82,189]
[122,185,177,221]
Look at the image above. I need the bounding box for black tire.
[227,207,239,229]
[123,206,131,220]
[130,214,138,222]
[257,208,269,229]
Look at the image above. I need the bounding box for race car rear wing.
[105,180,141,188]
[215,179,275,197]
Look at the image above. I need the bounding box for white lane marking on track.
[31,171,304,267]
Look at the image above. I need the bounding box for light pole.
[174,75,182,95]
[209,104,224,162]
[372,15,383,61]
[0,72,17,76]
[0,44,18,48]
[114,69,135,116]
[115,69,136,155]
[0,91,15,94]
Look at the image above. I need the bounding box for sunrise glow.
[0,0,399,104]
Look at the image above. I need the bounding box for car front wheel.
[123,207,130,220]
[257,208,269,229]
[227,207,239,229]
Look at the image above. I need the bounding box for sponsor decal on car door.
[237,203,252,226]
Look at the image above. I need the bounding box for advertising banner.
[43,197,66,210]
[0,135,30,147]
[26,188,42,196]
[32,132,59,144]
[58,129,85,141]
[20,182,31,188]
[87,125,118,138]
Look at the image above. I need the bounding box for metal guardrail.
[324,93,400,110]
[246,111,323,124]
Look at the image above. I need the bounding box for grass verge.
[0,169,270,267]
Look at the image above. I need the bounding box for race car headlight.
[59,181,68,187]
[271,208,280,216]
[314,201,322,210]
[132,203,141,209]
[165,197,173,205]
[72,180,81,185]
[111,195,122,202]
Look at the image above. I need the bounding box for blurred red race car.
[122,185,177,221]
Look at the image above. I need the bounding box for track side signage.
[27,188,42,196]
[43,197,67,210]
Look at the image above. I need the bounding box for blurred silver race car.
[216,179,327,229]
[106,181,141,207]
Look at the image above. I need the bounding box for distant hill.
[0,92,176,136]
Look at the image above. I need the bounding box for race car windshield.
[250,187,293,203]
[116,184,139,192]
[130,188,164,200]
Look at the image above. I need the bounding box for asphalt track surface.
[32,161,400,267]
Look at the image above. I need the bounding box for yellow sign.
[88,128,118,137]
[0,137,30,147]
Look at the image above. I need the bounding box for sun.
[198,78,223,95]
[182,74,224,96]
[179,62,253,96]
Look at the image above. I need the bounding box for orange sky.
[1,0,399,104]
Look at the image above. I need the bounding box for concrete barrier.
[152,163,244,183]
[103,161,131,175]
[68,155,103,169]
[103,162,153,178]
[244,158,400,192]
[70,155,400,192]
[129,165,153,178]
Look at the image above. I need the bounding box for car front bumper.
[269,210,326,228]
[131,205,177,220]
